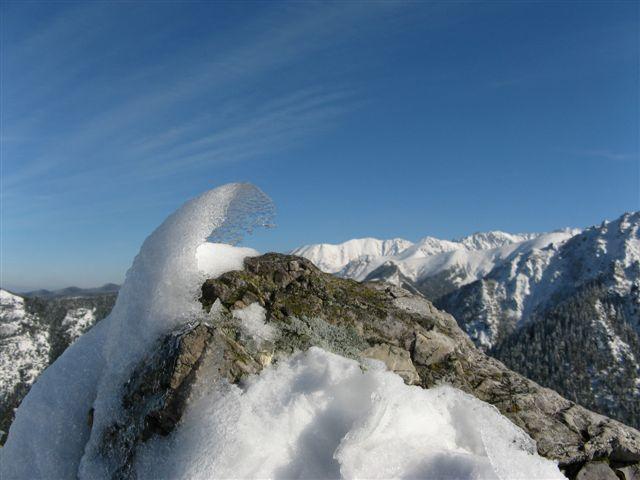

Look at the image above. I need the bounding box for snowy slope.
[436,213,640,428]
[440,212,640,348]
[0,288,117,444]
[61,308,97,343]
[337,231,576,289]
[293,230,550,286]
[457,231,540,251]
[0,290,51,437]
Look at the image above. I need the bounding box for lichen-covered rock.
[98,253,640,479]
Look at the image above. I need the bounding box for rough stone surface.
[575,461,618,480]
[616,463,640,480]
[97,253,640,479]
[413,329,456,366]
[362,343,420,384]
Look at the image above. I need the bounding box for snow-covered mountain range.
[291,231,541,276]
[293,212,640,428]
[2,209,639,444]
[291,238,414,273]
[293,231,572,302]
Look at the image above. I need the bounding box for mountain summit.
[4,184,638,480]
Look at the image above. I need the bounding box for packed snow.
[232,302,276,345]
[135,348,563,480]
[196,242,258,277]
[1,183,274,479]
[2,184,565,479]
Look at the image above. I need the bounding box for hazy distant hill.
[24,283,120,299]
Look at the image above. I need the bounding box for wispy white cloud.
[132,87,358,174]
[570,149,639,162]
[2,2,393,194]
[2,2,401,235]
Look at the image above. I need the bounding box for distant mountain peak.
[292,212,640,428]
[290,237,413,273]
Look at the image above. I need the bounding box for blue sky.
[1,1,638,290]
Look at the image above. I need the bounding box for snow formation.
[135,348,563,480]
[232,302,276,346]
[2,183,273,479]
[2,183,563,479]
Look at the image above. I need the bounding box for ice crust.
[2,183,564,479]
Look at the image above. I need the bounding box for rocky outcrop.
[96,322,263,478]
[97,253,640,479]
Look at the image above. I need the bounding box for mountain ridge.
[293,211,640,428]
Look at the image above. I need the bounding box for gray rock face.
[362,343,420,384]
[616,463,640,480]
[413,329,456,366]
[95,253,640,479]
[575,461,618,480]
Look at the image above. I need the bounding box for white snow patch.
[0,290,50,410]
[0,289,27,322]
[232,303,276,344]
[594,300,637,366]
[196,242,258,278]
[135,347,564,480]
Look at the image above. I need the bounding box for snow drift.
[134,347,562,479]
[1,183,564,479]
